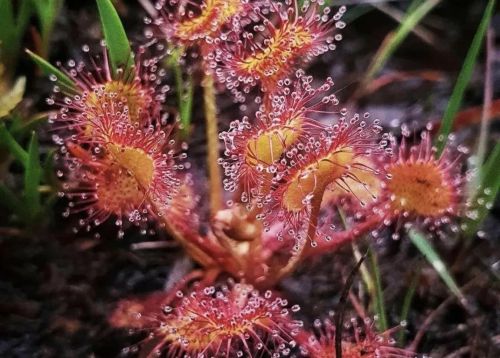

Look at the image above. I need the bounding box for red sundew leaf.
[297,318,416,358]
[114,283,302,357]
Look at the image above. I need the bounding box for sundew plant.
[0,0,499,357]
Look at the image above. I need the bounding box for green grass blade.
[10,112,49,137]
[32,0,64,33]
[0,0,15,30]
[0,0,15,54]
[32,0,64,56]
[26,49,77,91]
[0,0,32,71]
[368,248,388,331]
[409,229,466,304]
[0,183,23,218]
[24,132,42,219]
[435,0,496,154]
[96,0,134,77]
[338,207,376,296]
[463,142,500,237]
[167,48,194,138]
[373,0,436,46]
[0,122,28,166]
[180,75,194,137]
[335,251,368,358]
[397,270,419,345]
[16,0,33,33]
[352,242,375,299]
[340,207,381,329]
[362,0,441,88]
[465,28,495,203]
[42,148,59,192]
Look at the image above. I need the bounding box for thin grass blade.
[0,122,28,166]
[409,229,466,304]
[32,0,64,56]
[43,148,59,189]
[0,0,32,71]
[397,270,419,345]
[26,49,76,91]
[464,141,500,237]
[24,132,42,220]
[96,0,134,77]
[0,183,23,218]
[368,248,388,331]
[435,0,496,154]
[361,0,441,90]
[167,48,194,138]
[0,0,15,31]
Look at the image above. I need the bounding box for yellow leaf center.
[283,148,355,212]
[387,161,454,217]
[239,23,313,81]
[107,144,155,189]
[86,80,149,124]
[176,0,243,41]
[245,117,303,167]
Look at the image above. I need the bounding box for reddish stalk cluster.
[47,0,470,270]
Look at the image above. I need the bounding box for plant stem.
[368,249,388,331]
[202,72,223,216]
[162,218,214,268]
[337,207,376,299]
[305,187,323,245]
[352,241,375,299]
[304,214,382,258]
[436,0,496,154]
[169,50,193,138]
[273,185,326,283]
[398,269,420,345]
[470,26,494,193]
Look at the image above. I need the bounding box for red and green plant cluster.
[25,0,496,357]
